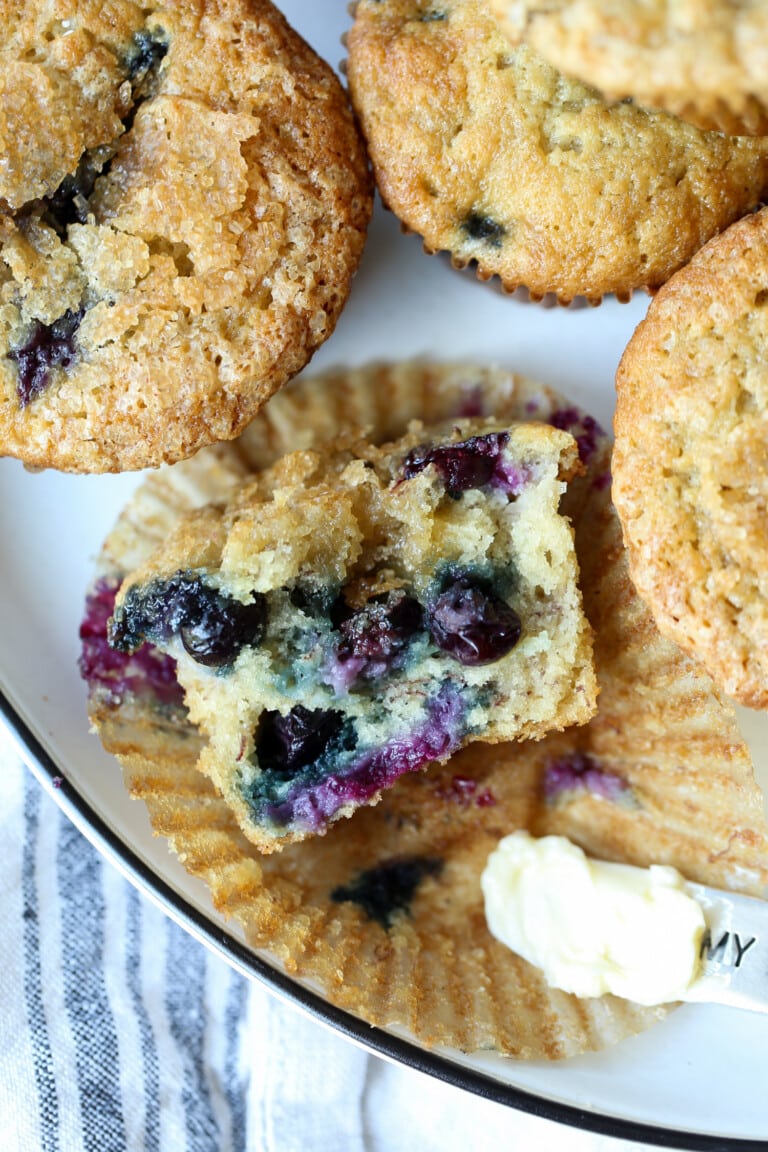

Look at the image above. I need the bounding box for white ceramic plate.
[2,4,768,1146]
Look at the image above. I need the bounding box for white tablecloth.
[0,748,672,1152]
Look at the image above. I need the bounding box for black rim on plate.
[2,688,766,1152]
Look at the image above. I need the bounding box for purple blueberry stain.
[544,751,631,803]
[491,457,530,497]
[252,683,467,835]
[325,590,424,691]
[109,572,267,668]
[549,407,606,466]
[331,857,444,929]
[457,383,485,418]
[476,788,497,808]
[441,773,478,807]
[436,773,496,809]
[427,573,521,666]
[79,577,184,708]
[10,308,84,406]
[323,649,367,695]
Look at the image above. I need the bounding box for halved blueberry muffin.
[108,419,596,850]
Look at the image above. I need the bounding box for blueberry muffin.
[81,363,768,1057]
[489,0,768,136]
[614,207,768,709]
[345,0,768,303]
[108,418,596,850]
[0,0,371,472]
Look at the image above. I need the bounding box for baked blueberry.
[331,857,443,928]
[461,211,507,248]
[110,573,266,668]
[256,705,349,776]
[126,29,168,91]
[550,407,605,465]
[544,751,631,803]
[403,432,509,496]
[427,573,521,665]
[335,590,424,677]
[10,309,84,406]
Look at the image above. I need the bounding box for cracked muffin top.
[0,1,153,209]
[0,0,372,472]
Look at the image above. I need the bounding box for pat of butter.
[481,832,706,1005]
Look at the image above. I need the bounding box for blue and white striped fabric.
[0,750,650,1152]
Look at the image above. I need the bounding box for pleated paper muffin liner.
[81,362,768,1059]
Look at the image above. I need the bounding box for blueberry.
[288,583,336,617]
[402,432,509,497]
[427,574,521,665]
[10,308,84,406]
[256,705,348,776]
[43,31,167,236]
[178,596,266,667]
[44,154,101,231]
[109,573,266,667]
[461,211,506,248]
[127,30,168,90]
[549,406,605,465]
[337,590,423,666]
[331,857,443,928]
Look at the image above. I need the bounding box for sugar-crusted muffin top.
[0,1,155,208]
[0,0,372,472]
[116,420,580,605]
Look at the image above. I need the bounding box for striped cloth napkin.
[0,743,652,1152]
